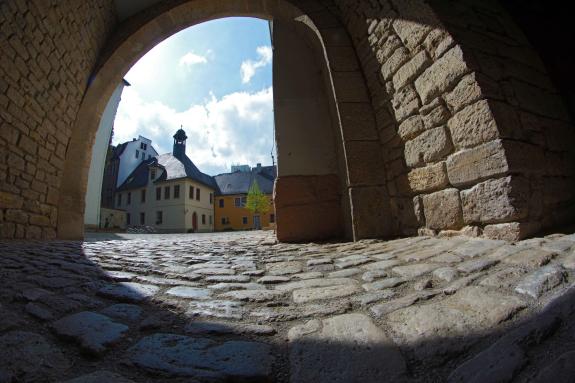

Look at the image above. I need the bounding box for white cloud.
[240,45,272,84]
[179,51,208,68]
[113,87,275,176]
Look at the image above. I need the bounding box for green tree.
[245,181,270,229]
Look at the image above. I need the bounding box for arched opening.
[57,0,383,242]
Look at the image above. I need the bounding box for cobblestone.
[1,231,575,381]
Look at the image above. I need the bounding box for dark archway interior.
[500,0,575,120]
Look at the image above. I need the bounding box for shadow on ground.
[0,235,575,383]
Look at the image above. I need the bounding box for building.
[214,164,276,231]
[115,128,217,233]
[83,79,130,229]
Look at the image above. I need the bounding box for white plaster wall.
[116,136,158,188]
[84,82,125,226]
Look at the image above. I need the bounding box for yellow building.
[214,164,276,231]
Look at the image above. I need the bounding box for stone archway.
[56,0,385,242]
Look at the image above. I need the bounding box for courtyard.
[1,231,575,382]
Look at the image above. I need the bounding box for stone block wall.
[333,0,575,240]
[0,1,116,239]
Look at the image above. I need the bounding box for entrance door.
[253,215,261,230]
[192,212,197,232]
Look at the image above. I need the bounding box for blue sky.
[113,17,275,175]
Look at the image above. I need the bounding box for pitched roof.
[117,153,218,191]
[214,166,276,195]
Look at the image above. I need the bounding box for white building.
[84,79,129,228]
[115,135,159,188]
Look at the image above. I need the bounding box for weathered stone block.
[405,126,453,167]
[377,35,402,63]
[448,100,500,149]
[415,46,470,104]
[445,73,483,113]
[483,222,540,241]
[398,115,424,141]
[422,188,463,230]
[350,186,393,239]
[392,19,433,52]
[391,85,420,122]
[421,99,450,129]
[345,141,386,186]
[423,29,455,60]
[381,47,410,80]
[446,140,509,187]
[392,50,431,90]
[408,162,449,193]
[461,176,529,225]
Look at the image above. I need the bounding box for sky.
[112,17,275,176]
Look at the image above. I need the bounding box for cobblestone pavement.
[2,231,575,382]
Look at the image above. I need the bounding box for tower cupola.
[173,126,187,159]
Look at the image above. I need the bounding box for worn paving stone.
[452,239,506,258]
[370,291,437,318]
[515,265,564,299]
[63,371,136,383]
[267,261,303,275]
[185,321,276,336]
[194,268,235,275]
[219,289,284,302]
[293,284,361,303]
[0,331,71,382]
[387,286,526,360]
[100,304,143,321]
[530,351,575,382]
[288,314,406,383]
[204,275,250,283]
[362,277,407,291]
[128,333,273,380]
[457,258,499,274]
[275,277,357,291]
[479,268,527,289]
[25,302,54,321]
[354,289,396,306]
[257,275,291,284]
[502,248,556,268]
[51,311,129,355]
[166,286,212,299]
[98,282,159,302]
[392,263,438,278]
[328,268,362,278]
[433,266,459,282]
[361,269,388,282]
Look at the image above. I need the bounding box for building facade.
[214,164,276,231]
[116,129,216,233]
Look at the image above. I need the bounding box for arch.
[57,0,384,241]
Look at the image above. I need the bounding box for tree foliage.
[245,181,270,215]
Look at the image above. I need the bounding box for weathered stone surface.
[503,248,556,268]
[387,287,526,359]
[408,162,449,193]
[393,50,431,90]
[381,47,410,80]
[289,314,406,383]
[446,140,509,187]
[530,351,575,382]
[447,100,500,149]
[515,265,564,299]
[392,263,438,278]
[363,277,407,291]
[51,312,129,355]
[433,267,459,282]
[398,115,425,141]
[0,331,71,382]
[100,304,143,321]
[457,258,499,274]
[392,85,420,121]
[461,176,529,225]
[479,268,526,289]
[63,371,135,383]
[483,222,538,241]
[293,284,361,303]
[98,282,159,302]
[445,73,483,112]
[219,289,284,302]
[185,321,276,336]
[257,275,291,284]
[422,188,463,230]
[452,238,506,258]
[393,19,433,52]
[129,334,273,380]
[267,261,302,275]
[275,278,357,292]
[354,289,396,306]
[361,269,388,282]
[371,292,436,318]
[405,126,453,167]
[166,286,212,299]
[186,300,244,320]
[415,46,470,104]
[204,275,250,283]
[361,259,402,270]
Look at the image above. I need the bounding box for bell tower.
[173,126,187,159]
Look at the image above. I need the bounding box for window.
[117,193,122,207]
[156,187,161,200]
[174,185,180,199]
[126,213,131,225]
[189,186,194,199]
[141,189,146,203]
[219,199,224,208]
[234,197,241,207]
[156,211,163,225]
[270,214,275,223]
[127,192,131,205]
[140,142,147,150]
[196,188,200,201]
[221,217,230,225]
[209,193,213,204]
[241,196,247,206]
[164,186,170,199]
[202,214,206,224]
[151,169,156,180]
[242,216,248,225]
[135,150,139,158]
[140,212,145,225]
[209,215,212,225]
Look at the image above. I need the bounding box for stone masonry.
[2,231,575,381]
[1,0,574,242]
